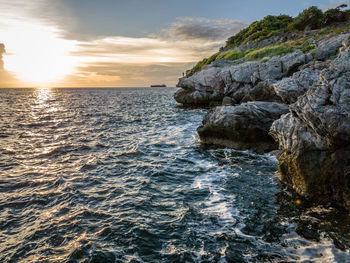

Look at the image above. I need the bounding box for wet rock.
[270,48,350,209]
[197,102,289,153]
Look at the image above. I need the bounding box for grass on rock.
[185,5,350,77]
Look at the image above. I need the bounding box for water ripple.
[0,87,349,262]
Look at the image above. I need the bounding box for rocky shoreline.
[175,30,350,210]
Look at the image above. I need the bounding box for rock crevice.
[270,47,350,209]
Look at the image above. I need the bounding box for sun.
[2,19,77,86]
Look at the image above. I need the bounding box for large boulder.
[197,102,289,153]
[313,33,350,61]
[270,47,350,209]
[273,67,322,104]
[219,50,310,104]
[174,67,225,106]
[175,50,311,106]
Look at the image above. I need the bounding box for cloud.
[0,0,246,87]
[0,43,5,69]
[70,18,246,68]
[0,43,22,87]
[160,18,246,41]
[62,17,245,87]
[71,35,224,65]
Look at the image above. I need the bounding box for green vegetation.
[290,6,324,30]
[245,44,296,60]
[324,6,347,25]
[301,44,316,53]
[225,15,293,48]
[346,9,350,20]
[186,4,350,76]
[216,50,245,60]
[185,53,219,76]
[225,5,349,49]
[186,41,303,76]
[314,25,350,41]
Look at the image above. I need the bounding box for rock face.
[273,67,322,104]
[221,51,310,104]
[175,50,311,106]
[314,33,350,61]
[197,102,289,153]
[174,67,225,106]
[174,25,350,209]
[175,33,350,107]
[270,48,350,209]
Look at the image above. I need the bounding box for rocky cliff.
[270,47,350,209]
[174,20,350,209]
[175,33,349,107]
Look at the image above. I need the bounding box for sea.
[0,87,349,263]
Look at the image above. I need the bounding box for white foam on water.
[189,149,350,262]
[232,221,350,262]
[279,230,350,262]
[192,159,240,225]
[201,191,239,223]
[263,152,279,163]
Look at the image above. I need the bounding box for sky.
[0,0,348,87]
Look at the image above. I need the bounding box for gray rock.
[175,32,350,107]
[280,50,307,75]
[223,51,310,104]
[240,80,282,103]
[270,47,350,209]
[270,113,328,156]
[222,96,234,106]
[174,67,225,106]
[314,33,350,61]
[176,50,311,106]
[273,68,321,104]
[197,101,289,153]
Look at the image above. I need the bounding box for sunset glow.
[1,0,339,88]
[3,20,77,85]
[0,0,247,87]
[1,1,350,262]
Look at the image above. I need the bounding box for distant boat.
[150,84,167,87]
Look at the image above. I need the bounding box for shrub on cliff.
[345,9,350,21]
[289,6,324,30]
[224,6,350,50]
[225,15,293,48]
[185,5,350,76]
[324,8,346,25]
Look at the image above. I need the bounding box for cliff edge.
[174,6,350,209]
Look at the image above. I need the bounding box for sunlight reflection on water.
[0,88,349,263]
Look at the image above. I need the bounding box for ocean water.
[0,87,349,263]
